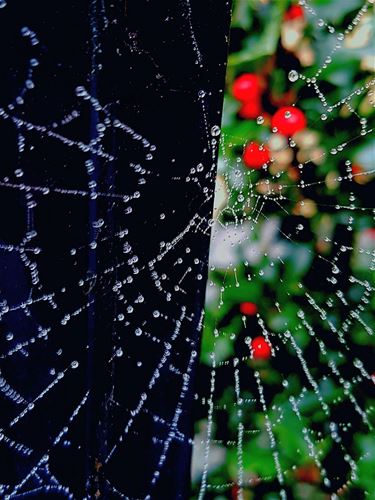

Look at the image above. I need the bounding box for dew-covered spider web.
[192,1,375,499]
[0,0,230,498]
[0,0,374,499]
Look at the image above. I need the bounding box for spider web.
[0,0,230,498]
[0,0,373,499]
[192,1,375,499]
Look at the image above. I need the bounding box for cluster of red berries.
[232,4,307,364]
[234,74,269,169]
[240,105,307,169]
[231,72,307,169]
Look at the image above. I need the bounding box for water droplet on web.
[96,123,106,133]
[0,4,372,496]
[75,86,87,97]
[210,125,221,137]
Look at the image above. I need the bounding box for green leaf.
[228,0,288,66]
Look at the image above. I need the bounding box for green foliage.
[194,0,375,498]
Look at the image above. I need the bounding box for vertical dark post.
[0,1,231,498]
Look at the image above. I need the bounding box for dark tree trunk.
[0,1,231,498]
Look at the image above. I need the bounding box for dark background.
[0,1,232,498]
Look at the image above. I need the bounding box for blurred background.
[192,1,375,499]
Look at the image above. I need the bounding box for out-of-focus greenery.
[192,1,375,499]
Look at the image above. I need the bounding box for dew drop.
[210,125,221,137]
[75,86,87,97]
[288,70,299,82]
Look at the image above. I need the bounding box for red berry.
[231,485,240,500]
[240,302,258,316]
[364,228,375,239]
[351,164,363,175]
[271,106,307,136]
[238,98,262,119]
[284,4,304,21]
[295,464,320,484]
[243,142,270,169]
[351,164,368,184]
[232,73,262,102]
[250,336,272,360]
